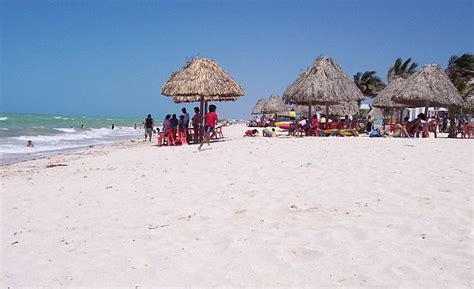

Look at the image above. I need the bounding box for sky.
[1,0,473,119]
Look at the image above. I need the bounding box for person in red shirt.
[198,104,218,151]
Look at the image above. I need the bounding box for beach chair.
[462,124,473,138]
[307,123,320,136]
[176,129,187,145]
[157,129,175,147]
[215,125,224,139]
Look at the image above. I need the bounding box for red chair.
[176,129,187,145]
[308,124,320,136]
[329,122,339,129]
[462,124,473,138]
[157,129,175,147]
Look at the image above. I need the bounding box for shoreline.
[0,137,144,166]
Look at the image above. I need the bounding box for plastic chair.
[176,129,187,145]
[462,124,473,139]
[157,129,175,147]
[214,125,224,139]
[308,124,319,136]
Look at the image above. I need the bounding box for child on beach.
[244,129,258,137]
[198,104,218,151]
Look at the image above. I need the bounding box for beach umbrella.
[283,56,364,117]
[391,64,464,114]
[262,95,290,115]
[162,57,245,119]
[372,77,407,121]
[251,98,268,115]
[294,102,359,117]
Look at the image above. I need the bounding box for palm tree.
[446,53,474,97]
[353,71,386,98]
[387,57,418,83]
[445,53,473,138]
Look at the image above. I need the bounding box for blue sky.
[1,0,472,119]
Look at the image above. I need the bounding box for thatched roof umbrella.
[283,56,364,117]
[251,98,268,115]
[372,77,407,121]
[262,95,289,115]
[295,102,359,117]
[391,64,464,114]
[161,57,245,119]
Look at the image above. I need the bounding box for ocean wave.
[53,127,76,133]
[0,116,8,121]
[0,127,141,155]
[11,126,138,142]
[0,128,8,131]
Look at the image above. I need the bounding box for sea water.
[0,113,152,165]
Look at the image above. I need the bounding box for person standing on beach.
[365,116,373,133]
[288,108,297,120]
[111,124,115,130]
[181,108,190,129]
[170,114,178,136]
[198,104,218,151]
[144,114,154,141]
[192,107,202,143]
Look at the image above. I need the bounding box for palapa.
[372,77,406,109]
[262,95,289,114]
[295,102,359,116]
[161,57,245,103]
[251,98,268,115]
[283,56,364,116]
[391,64,464,108]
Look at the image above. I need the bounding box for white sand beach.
[1,124,473,288]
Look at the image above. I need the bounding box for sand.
[1,124,473,288]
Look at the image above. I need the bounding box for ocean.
[0,113,150,165]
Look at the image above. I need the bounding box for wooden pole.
[199,96,204,141]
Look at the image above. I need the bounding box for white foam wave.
[0,116,8,121]
[54,127,76,133]
[0,128,8,131]
[0,126,141,155]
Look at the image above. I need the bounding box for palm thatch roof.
[391,64,464,108]
[372,77,407,109]
[294,101,359,116]
[283,56,364,106]
[161,57,245,103]
[251,98,268,115]
[465,95,474,111]
[262,95,289,114]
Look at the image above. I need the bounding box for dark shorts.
[204,125,214,133]
[145,128,153,135]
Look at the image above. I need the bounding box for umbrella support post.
[200,96,205,142]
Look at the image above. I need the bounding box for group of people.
[144,104,220,151]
